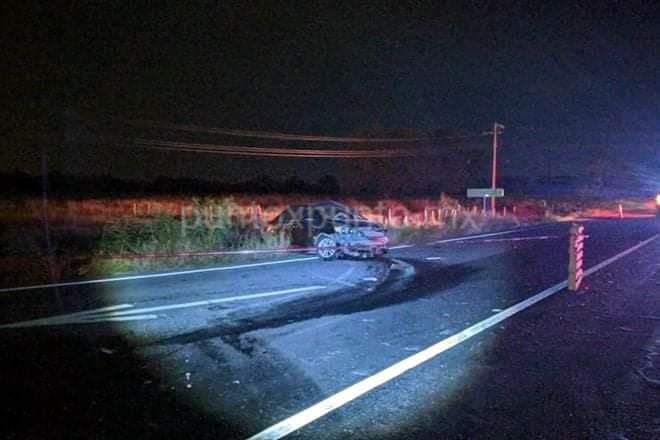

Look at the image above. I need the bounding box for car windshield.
[322,205,366,221]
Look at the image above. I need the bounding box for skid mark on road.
[314,267,358,288]
[150,261,469,351]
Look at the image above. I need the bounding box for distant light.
[656,193,660,206]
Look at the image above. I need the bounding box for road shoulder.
[452,237,660,439]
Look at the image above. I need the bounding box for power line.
[129,139,426,158]
[128,120,487,143]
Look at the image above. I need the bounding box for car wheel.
[316,234,337,260]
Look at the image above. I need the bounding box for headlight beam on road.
[0,286,327,328]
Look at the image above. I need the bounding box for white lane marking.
[247,233,660,440]
[101,286,328,318]
[389,244,414,250]
[584,234,659,276]
[85,314,159,322]
[425,256,447,261]
[0,286,326,328]
[0,304,135,328]
[431,229,517,244]
[481,235,559,243]
[0,257,318,294]
[60,304,135,316]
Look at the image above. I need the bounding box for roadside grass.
[385,192,526,245]
[85,199,290,276]
[5,192,632,285]
[83,198,291,276]
[387,213,523,245]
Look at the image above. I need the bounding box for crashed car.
[271,201,388,260]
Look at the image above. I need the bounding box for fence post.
[180,206,187,237]
[255,204,263,228]
[568,223,585,291]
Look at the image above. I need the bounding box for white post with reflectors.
[568,223,585,291]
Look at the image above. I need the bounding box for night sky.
[4,1,659,186]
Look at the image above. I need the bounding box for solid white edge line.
[0,286,327,328]
[583,234,659,276]
[0,304,135,329]
[480,235,558,242]
[83,314,159,323]
[91,286,327,318]
[59,304,135,317]
[431,229,517,244]
[247,233,660,440]
[0,257,318,294]
[0,224,548,294]
[389,244,414,250]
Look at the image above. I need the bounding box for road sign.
[467,188,504,198]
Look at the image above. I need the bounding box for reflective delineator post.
[568,223,585,291]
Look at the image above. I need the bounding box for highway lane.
[0,218,658,439]
[0,223,541,328]
[0,257,389,327]
[279,219,660,440]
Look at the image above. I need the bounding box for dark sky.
[4,1,659,184]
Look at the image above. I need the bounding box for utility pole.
[490,122,505,215]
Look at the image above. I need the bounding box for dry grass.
[1,193,654,285]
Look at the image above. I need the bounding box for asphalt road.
[1,218,659,439]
